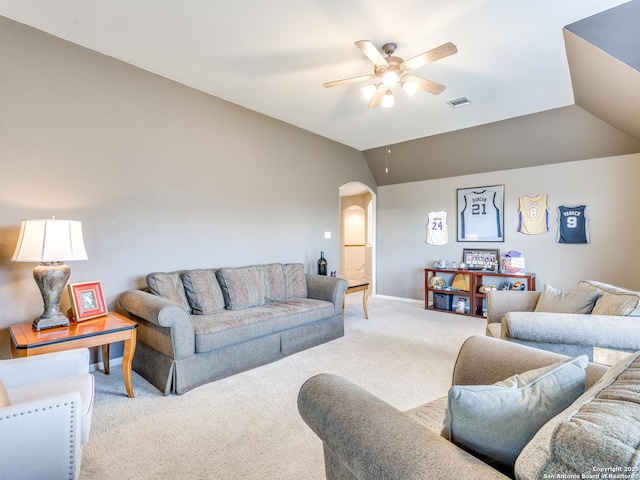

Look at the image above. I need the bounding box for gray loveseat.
[486,280,640,360]
[118,263,347,394]
[297,335,640,479]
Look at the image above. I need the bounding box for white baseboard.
[371,294,423,306]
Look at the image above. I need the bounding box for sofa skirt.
[134,314,344,395]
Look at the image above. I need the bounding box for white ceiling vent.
[447,96,472,108]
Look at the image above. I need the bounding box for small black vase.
[317,251,328,276]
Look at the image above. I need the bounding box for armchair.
[485,280,640,360]
[298,336,609,480]
[0,348,94,480]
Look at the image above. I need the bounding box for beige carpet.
[80,295,486,480]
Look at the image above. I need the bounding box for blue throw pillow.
[443,355,588,472]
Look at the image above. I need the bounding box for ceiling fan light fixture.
[362,84,377,101]
[382,70,398,88]
[382,90,394,108]
[324,40,457,109]
[402,81,418,96]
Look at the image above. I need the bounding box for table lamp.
[11,218,88,331]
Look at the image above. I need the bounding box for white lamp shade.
[12,219,88,262]
[382,71,398,88]
[382,91,394,108]
[402,81,418,96]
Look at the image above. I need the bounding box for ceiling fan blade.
[401,42,457,71]
[355,40,389,68]
[323,74,374,88]
[403,75,446,95]
[368,84,387,108]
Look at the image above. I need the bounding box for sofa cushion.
[182,269,226,315]
[256,263,286,302]
[516,351,640,479]
[534,284,600,314]
[216,266,266,310]
[147,271,191,312]
[404,396,449,434]
[283,263,307,299]
[0,378,9,407]
[575,280,640,316]
[192,298,334,353]
[443,355,588,473]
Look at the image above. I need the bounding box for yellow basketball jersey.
[518,194,549,235]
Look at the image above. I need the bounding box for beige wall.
[0,17,376,356]
[376,155,640,300]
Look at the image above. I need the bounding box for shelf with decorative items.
[472,270,536,317]
[425,268,536,318]
[425,268,473,316]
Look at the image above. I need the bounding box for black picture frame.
[463,248,500,271]
[457,185,505,242]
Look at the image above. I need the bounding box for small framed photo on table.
[68,281,108,321]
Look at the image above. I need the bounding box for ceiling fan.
[323,40,457,108]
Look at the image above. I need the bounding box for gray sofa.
[297,335,640,480]
[486,280,640,360]
[118,263,347,394]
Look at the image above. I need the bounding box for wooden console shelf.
[425,268,536,318]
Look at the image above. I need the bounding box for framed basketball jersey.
[426,211,448,245]
[557,205,590,244]
[518,194,549,235]
[457,185,504,242]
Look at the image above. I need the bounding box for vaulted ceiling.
[1,1,639,185]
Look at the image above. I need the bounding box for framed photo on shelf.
[456,185,505,242]
[68,281,107,322]
[455,298,467,314]
[463,248,500,271]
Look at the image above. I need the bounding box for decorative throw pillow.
[442,355,588,472]
[216,266,266,310]
[146,271,191,312]
[575,280,640,316]
[534,284,600,314]
[256,263,286,302]
[182,269,226,315]
[283,263,307,299]
[0,378,9,407]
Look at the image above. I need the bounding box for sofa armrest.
[118,289,195,359]
[0,348,89,389]
[298,373,509,480]
[305,275,348,316]
[452,335,607,388]
[503,311,640,352]
[485,290,540,324]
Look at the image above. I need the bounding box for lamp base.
[32,313,70,331]
[32,262,71,332]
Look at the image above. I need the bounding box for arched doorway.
[339,182,376,294]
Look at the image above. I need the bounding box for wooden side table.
[343,280,370,319]
[9,311,138,398]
